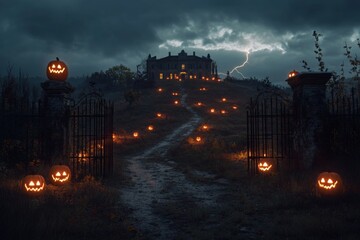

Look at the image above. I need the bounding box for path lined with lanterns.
[118,85,230,239]
[110,76,264,239]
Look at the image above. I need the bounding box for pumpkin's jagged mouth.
[48,67,66,74]
[51,174,70,182]
[318,180,338,190]
[24,183,45,192]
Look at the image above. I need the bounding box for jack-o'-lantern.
[133,132,139,138]
[232,106,238,110]
[46,57,68,81]
[258,160,272,172]
[202,125,208,130]
[316,172,343,197]
[147,125,154,131]
[196,136,202,142]
[210,108,215,113]
[174,100,179,105]
[288,70,299,78]
[197,102,202,106]
[158,88,163,92]
[49,165,71,185]
[22,175,46,195]
[222,98,227,102]
[221,110,226,114]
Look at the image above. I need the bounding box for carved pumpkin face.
[316,172,343,197]
[22,175,46,195]
[46,57,68,81]
[258,160,272,172]
[288,70,299,78]
[49,165,71,185]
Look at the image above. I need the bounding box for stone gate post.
[41,80,74,165]
[286,72,332,169]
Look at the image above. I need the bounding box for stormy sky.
[1,0,360,84]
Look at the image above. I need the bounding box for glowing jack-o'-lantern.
[210,108,215,113]
[222,98,227,102]
[174,100,179,105]
[133,132,139,138]
[196,136,202,142]
[147,125,154,131]
[258,160,272,172]
[202,125,208,130]
[22,175,46,195]
[49,165,71,185]
[288,70,299,78]
[46,57,68,81]
[316,172,343,197]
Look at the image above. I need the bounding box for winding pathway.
[120,91,228,239]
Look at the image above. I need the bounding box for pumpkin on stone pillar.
[46,57,68,81]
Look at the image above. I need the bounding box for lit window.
[189,75,193,79]
[159,73,163,79]
[181,64,185,70]
[170,73,173,79]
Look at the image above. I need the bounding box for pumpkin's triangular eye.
[263,162,268,167]
[52,64,56,68]
[36,181,41,186]
[320,178,326,183]
[327,179,334,184]
[62,171,67,176]
[56,172,61,176]
[29,181,35,186]
[57,64,62,69]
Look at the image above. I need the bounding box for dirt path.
[120,91,229,239]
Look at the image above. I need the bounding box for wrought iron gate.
[247,97,296,174]
[68,92,113,179]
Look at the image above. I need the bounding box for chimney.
[193,51,195,56]
[169,52,171,56]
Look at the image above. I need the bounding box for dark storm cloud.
[1,0,359,83]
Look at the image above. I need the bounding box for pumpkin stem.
[56,57,59,61]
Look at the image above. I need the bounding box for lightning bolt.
[218,51,250,79]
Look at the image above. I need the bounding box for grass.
[0,173,139,240]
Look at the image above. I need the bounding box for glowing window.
[170,73,173,79]
[159,73,163,79]
[181,64,185,70]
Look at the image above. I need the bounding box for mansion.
[146,50,218,81]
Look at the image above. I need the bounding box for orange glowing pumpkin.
[258,160,272,172]
[288,70,299,78]
[46,57,68,81]
[133,132,139,138]
[147,125,154,131]
[196,136,202,142]
[22,175,46,195]
[49,165,71,185]
[316,172,343,197]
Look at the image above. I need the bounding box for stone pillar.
[286,72,332,169]
[41,80,74,165]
